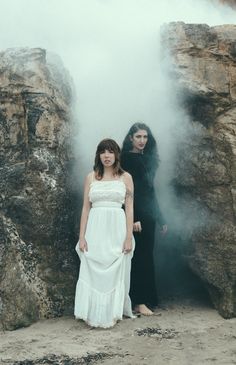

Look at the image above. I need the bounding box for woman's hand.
[79,237,88,252]
[133,221,142,232]
[160,224,168,235]
[123,238,133,254]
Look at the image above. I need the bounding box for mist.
[0,0,235,216]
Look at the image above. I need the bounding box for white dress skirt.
[74,179,135,328]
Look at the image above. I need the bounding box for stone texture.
[163,23,236,318]
[0,48,78,330]
[218,0,236,7]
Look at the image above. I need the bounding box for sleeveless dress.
[74,179,135,328]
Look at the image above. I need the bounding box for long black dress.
[121,151,165,307]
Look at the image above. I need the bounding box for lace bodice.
[89,180,126,207]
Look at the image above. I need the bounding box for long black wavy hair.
[94,138,124,180]
[121,122,159,169]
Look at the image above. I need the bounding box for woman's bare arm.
[123,172,134,253]
[79,172,92,251]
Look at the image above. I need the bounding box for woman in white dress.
[74,138,135,328]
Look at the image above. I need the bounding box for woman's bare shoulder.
[122,171,133,183]
[85,171,94,184]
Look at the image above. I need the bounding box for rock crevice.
[164,22,236,318]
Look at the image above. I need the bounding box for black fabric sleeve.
[155,196,166,226]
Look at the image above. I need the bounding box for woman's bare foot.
[134,304,154,316]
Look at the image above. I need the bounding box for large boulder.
[0,48,78,330]
[218,0,236,7]
[163,23,236,318]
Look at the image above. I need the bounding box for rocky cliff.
[218,0,236,7]
[163,23,236,318]
[0,48,78,330]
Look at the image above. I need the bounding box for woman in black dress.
[121,123,167,315]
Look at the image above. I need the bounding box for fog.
[0,0,235,222]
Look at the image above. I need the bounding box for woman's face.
[130,129,148,153]
[100,149,116,167]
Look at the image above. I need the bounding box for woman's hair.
[94,138,124,179]
[121,122,159,167]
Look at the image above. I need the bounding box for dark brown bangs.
[96,139,120,155]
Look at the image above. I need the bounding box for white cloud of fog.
[0,0,235,189]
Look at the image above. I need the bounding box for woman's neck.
[130,148,143,154]
[103,166,116,179]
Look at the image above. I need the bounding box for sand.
[0,301,236,365]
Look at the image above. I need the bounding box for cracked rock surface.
[0,48,78,330]
[163,23,236,318]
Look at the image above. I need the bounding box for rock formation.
[0,48,78,330]
[163,23,236,318]
[218,0,236,8]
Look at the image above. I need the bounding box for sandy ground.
[0,301,236,365]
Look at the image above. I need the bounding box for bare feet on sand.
[134,304,154,316]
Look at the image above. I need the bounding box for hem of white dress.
[74,313,135,328]
[74,315,120,328]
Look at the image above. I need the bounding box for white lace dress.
[74,179,135,328]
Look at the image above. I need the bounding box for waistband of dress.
[92,201,122,209]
